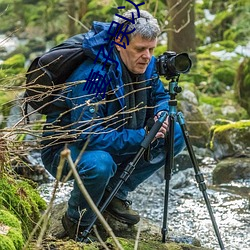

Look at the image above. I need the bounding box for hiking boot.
[105,196,140,225]
[61,213,97,243]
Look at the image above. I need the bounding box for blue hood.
[82,21,114,61]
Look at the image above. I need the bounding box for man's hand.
[154,111,169,139]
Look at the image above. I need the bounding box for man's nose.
[142,49,151,59]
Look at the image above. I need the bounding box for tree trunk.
[67,0,77,36]
[78,0,88,20]
[167,0,196,62]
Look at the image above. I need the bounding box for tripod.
[82,77,225,250]
[162,77,225,249]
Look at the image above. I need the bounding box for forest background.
[0,0,250,126]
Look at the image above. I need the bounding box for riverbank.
[38,155,250,250]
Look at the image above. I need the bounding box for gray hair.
[114,9,160,41]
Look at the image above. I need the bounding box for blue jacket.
[44,21,170,156]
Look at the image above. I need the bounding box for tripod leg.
[81,112,168,240]
[162,114,175,243]
[177,112,225,250]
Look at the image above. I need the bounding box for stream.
[38,155,250,250]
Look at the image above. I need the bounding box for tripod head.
[168,76,182,100]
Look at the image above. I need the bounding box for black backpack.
[24,34,87,115]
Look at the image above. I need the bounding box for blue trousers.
[41,123,185,226]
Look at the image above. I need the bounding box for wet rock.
[209,119,250,160]
[170,168,193,189]
[12,150,51,183]
[181,89,199,105]
[213,157,250,184]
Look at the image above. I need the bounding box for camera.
[156,51,192,79]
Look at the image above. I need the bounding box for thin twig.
[93,225,110,250]
[62,148,124,250]
[134,220,142,250]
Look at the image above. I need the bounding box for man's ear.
[114,36,122,51]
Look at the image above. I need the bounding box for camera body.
[156,51,192,79]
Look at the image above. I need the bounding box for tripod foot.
[161,227,168,243]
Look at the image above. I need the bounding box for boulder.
[42,201,211,250]
[209,120,250,160]
[174,82,211,148]
[179,100,211,148]
[213,157,250,184]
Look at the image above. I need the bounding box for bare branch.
[68,14,90,32]
[63,148,124,250]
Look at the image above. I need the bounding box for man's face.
[115,35,157,74]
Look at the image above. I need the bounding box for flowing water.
[128,158,250,250]
[38,156,250,250]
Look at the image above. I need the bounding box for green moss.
[1,54,25,69]
[0,209,24,249]
[217,40,237,51]
[199,90,249,122]
[7,228,24,249]
[0,209,21,229]
[0,54,26,86]
[213,67,235,86]
[214,119,232,125]
[0,235,16,250]
[106,237,206,250]
[213,120,250,133]
[0,175,47,239]
[234,57,250,115]
[209,120,250,150]
[199,95,224,107]
[84,243,100,250]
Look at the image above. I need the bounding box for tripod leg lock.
[195,172,207,192]
[120,162,135,182]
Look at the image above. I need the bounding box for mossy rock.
[213,67,235,86]
[106,237,210,250]
[208,9,234,42]
[235,57,250,116]
[213,157,250,184]
[209,120,250,160]
[199,92,249,122]
[194,43,240,95]
[0,209,24,250]
[43,202,211,250]
[0,174,47,239]
[0,54,26,86]
[28,237,211,250]
[1,54,25,68]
